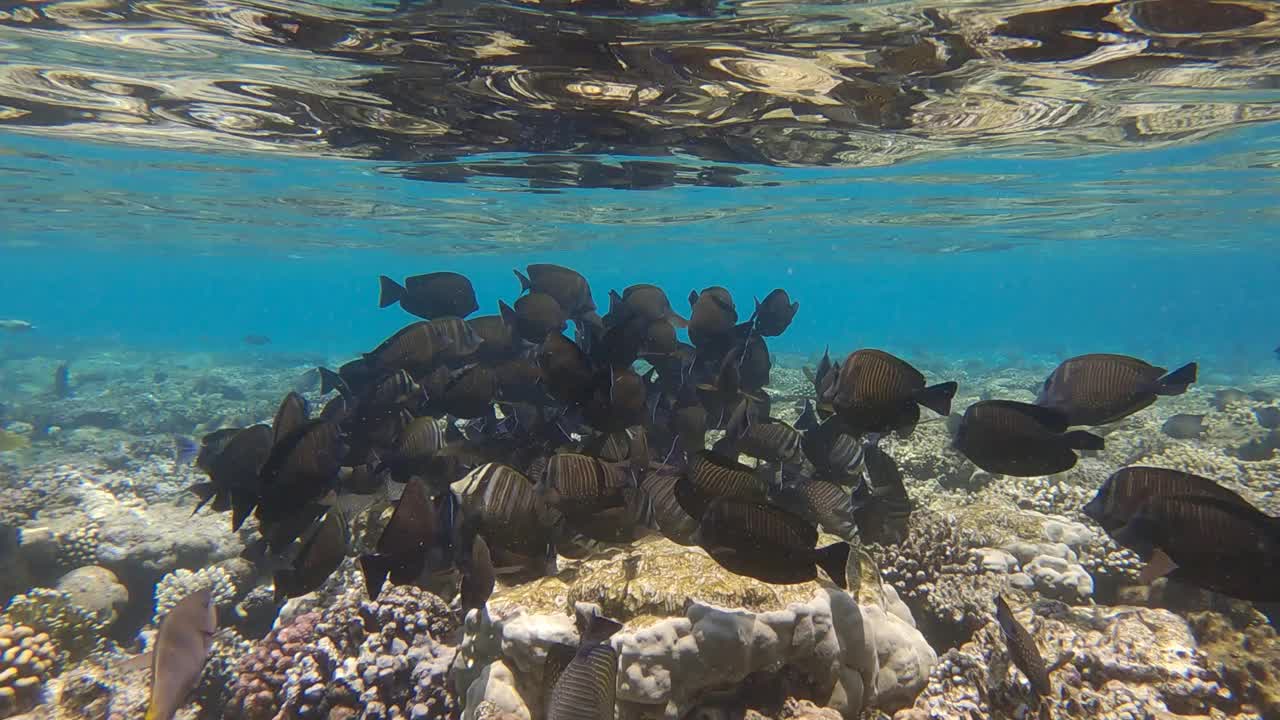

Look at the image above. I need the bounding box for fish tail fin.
[188,482,216,511]
[580,610,623,645]
[359,553,393,601]
[514,269,532,293]
[1155,362,1198,395]
[816,542,851,590]
[914,381,958,416]
[378,275,405,308]
[318,367,346,396]
[1065,430,1105,451]
[230,491,257,531]
[174,435,198,466]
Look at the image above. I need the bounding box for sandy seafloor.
[1,345,1279,720]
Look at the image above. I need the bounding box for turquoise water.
[4,127,1278,370]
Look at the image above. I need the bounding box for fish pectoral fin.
[1139,548,1178,585]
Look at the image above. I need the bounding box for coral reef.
[153,566,238,624]
[455,536,935,720]
[228,585,460,720]
[869,512,976,608]
[898,599,1251,720]
[1,589,108,668]
[54,566,129,625]
[1188,610,1280,717]
[54,524,100,572]
[0,623,58,719]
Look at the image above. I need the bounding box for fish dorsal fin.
[997,400,1071,432]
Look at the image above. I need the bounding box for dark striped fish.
[1037,354,1197,426]
[749,288,799,338]
[800,417,865,478]
[1109,493,1280,601]
[433,364,500,419]
[258,419,346,511]
[687,286,737,350]
[359,370,423,413]
[272,392,309,445]
[695,497,850,587]
[954,400,1103,477]
[425,316,483,362]
[378,272,478,320]
[364,321,453,377]
[640,465,699,545]
[457,463,555,555]
[769,478,858,540]
[516,263,597,321]
[193,427,242,474]
[469,314,519,362]
[736,419,802,464]
[541,453,632,517]
[546,611,622,720]
[274,507,349,602]
[459,533,495,617]
[1082,466,1251,534]
[359,478,437,600]
[676,450,771,519]
[538,332,594,406]
[829,349,957,436]
[994,595,1052,698]
[188,424,273,531]
[502,293,567,344]
[802,347,839,403]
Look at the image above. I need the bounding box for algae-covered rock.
[902,599,1243,720]
[455,536,934,720]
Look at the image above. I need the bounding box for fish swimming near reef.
[243,335,272,346]
[1082,466,1251,534]
[360,478,444,600]
[694,495,850,587]
[954,400,1103,477]
[53,362,70,399]
[1036,354,1197,426]
[0,319,34,332]
[994,594,1053,699]
[545,608,623,720]
[144,589,217,720]
[1211,388,1250,411]
[273,506,349,602]
[459,532,496,618]
[1083,466,1280,600]
[1113,493,1280,601]
[379,272,479,320]
[1255,407,1280,430]
[828,349,957,437]
[1161,414,1205,440]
